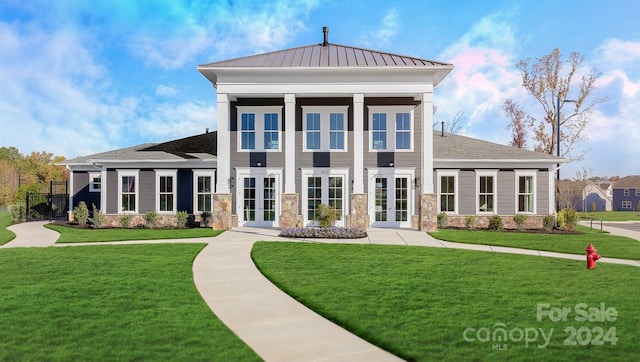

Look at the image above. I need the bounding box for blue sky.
[1,0,639,178]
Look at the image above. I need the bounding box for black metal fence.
[25,181,69,221]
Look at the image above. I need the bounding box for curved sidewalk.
[1,221,59,248]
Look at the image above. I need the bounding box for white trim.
[367,168,415,228]
[367,105,415,152]
[284,94,296,193]
[155,169,177,214]
[476,170,498,214]
[301,106,349,152]
[193,169,216,214]
[353,94,364,193]
[88,172,101,192]
[422,92,434,193]
[301,168,350,227]
[515,170,537,214]
[236,106,283,152]
[217,93,230,193]
[117,169,139,214]
[436,169,459,214]
[235,167,283,227]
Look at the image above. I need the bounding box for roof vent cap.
[322,26,329,46]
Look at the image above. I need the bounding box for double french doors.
[301,168,349,227]
[368,169,414,228]
[236,169,281,227]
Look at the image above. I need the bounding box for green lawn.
[252,242,640,361]
[580,211,640,221]
[46,223,223,243]
[429,225,640,260]
[0,211,15,245]
[0,244,259,361]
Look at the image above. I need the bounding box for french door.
[301,168,349,227]
[236,169,281,227]
[368,169,414,228]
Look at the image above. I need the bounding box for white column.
[216,93,230,193]
[353,94,364,193]
[284,94,296,193]
[421,90,434,193]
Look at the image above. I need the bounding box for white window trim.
[155,169,177,214]
[436,170,459,214]
[368,105,415,152]
[234,167,283,227]
[622,200,632,209]
[635,189,640,197]
[301,106,349,152]
[515,170,537,214]
[117,169,139,214]
[193,169,216,214]
[236,106,283,152]
[89,172,101,192]
[476,170,498,214]
[301,167,350,226]
[367,168,415,228]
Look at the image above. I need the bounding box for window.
[156,170,177,213]
[516,171,536,213]
[624,189,630,196]
[241,113,255,149]
[636,189,640,197]
[264,113,279,149]
[117,170,139,213]
[306,113,321,150]
[329,113,345,150]
[477,171,497,213]
[237,106,282,152]
[89,172,101,192]
[302,106,348,151]
[437,170,458,213]
[395,113,411,150]
[622,201,632,209]
[372,113,387,150]
[194,170,215,213]
[307,176,322,221]
[368,106,414,151]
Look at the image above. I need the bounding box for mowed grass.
[0,211,15,245]
[46,223,223,243]
[429,225,640,260]
[0,244,259,361]
[580,211,640,221]
[252,242,640,361]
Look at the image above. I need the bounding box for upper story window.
[624,189,630,196]
[477,170,498,213]
[237,106,282,152]
[89,172,101,192]
[302,106,348,152]
[156,170,177,213]
[368,106,414,152]
[516,171,536,213]
[117,170,139,213]
[635,189,640,196]
[437,170,458,213]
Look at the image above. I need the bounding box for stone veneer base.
[212,193,232,230]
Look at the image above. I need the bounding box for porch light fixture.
[229,177,235,189]
[413,177,421,190]
[256,162,262,167]
[389,162,394,167]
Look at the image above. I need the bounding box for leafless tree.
[506,48,605,161]
[502,98,530,148]
[433,109,466,134]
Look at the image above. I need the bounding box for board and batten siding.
[71,171,100,211]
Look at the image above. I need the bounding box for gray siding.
[537,171,550,215]
[139,170,155,213]
[457,170,476,214]
[106,170,118,214]
[497,171,515,214]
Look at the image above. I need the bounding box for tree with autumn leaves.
[0,147,68,209]
[503,48,605,162]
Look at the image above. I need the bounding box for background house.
[612,175,640,211]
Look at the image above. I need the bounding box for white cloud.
[360,8,400,48]
[155,85,179,97]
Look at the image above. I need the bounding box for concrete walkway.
[3,222,640,362]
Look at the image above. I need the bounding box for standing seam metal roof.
[198,43,453,68]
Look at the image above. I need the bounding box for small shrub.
[200,211,211,227]
[590,201,596,213]
[10,203,26,223]
[119,214,131,228]
[144,211,158,228]
[543,214,555,231]
[488,215,503,230]
[558,207,578,231]
[464,215,476,230]
[513,213,528,231]
[176,211,188,228]
[89,204,105,228]
[315,203,337,228]
[437,212,448,229]
[73,201,89,226]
